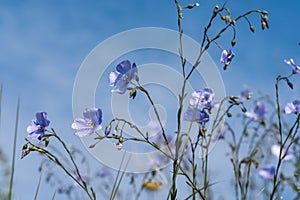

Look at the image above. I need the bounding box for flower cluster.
[184,88,214,124]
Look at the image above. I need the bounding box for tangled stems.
[25,131,96,200]
[171,1,269,198]
[270,76,300,199]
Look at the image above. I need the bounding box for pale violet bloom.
[72,108,102,137]
[239,88,252,102]
[109,60,137,94]
[285,100,300,114]
[284,58,300,74]
[271,144,293,161]
[26,112,50,140]
[259,165,275,180]
[220,49,235,66]
[189,88,215,109]
[245,101,266,121]
[184,107,209,123]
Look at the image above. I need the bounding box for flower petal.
[36,112,50,127]
[26,120,39,134]
[116,60,131,74]
[109,71,121,86]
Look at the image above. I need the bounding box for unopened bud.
[105,124,111,136]
[261,21,266,30]
[227,113,232,117]
[213,5,219,14]
[241,107,247,113]
[231,39,236,47]
[179,12,184,19]
[250,26,255,32]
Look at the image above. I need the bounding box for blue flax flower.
[184,88,214,124]
[285,100,300,114]
[284,58,300,74]
[259,165,275,180]
[109,60,138,94]
[245,101,266,121]
[220,49,235,66]
[26,112,50,140]
[72,108,102,137]
[189,88,215,109]
[184,107,210,123]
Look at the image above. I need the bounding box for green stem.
[8,98,20,200]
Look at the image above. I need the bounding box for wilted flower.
[271,144,293,161]
[285,100,300,114]
[245,101,266,121]
[26,112,50,140]
[109,60,138,94]
[220,49,235,69]
[189,88,215,109]
[72,108,102,137]
[258,165,275,180]
[284,58,300,74]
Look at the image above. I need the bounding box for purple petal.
[83,108,102,125]
[72,118,90,130]
[112,78,128,94]
[36,112,50,127]
[259,166,275,180]
[109,71,121,86]
[116,60,131,74]
[220,50,228,63]
[28,130,44,140]
[26,120,39,134]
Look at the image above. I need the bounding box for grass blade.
[8,97,20,200]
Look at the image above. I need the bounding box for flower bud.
[241,107,247,113]
[105,124,111,136]
[227,112,232,117]
[231,39,236,47]
[213,5,219,14]
[250,26,255,32]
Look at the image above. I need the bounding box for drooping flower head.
[220,49,235,69]
[245,101,266,121]
[284,58,300,74]
[26,112,50,140]
[189,88,215,110]
[72,108,102,137]
[285,100,300,114]
[109,60,138,94]
[258,165,275,180]
[271,144,293,161]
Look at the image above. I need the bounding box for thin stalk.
[8,98,20,200]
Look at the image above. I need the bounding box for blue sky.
[0,0,300,199]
